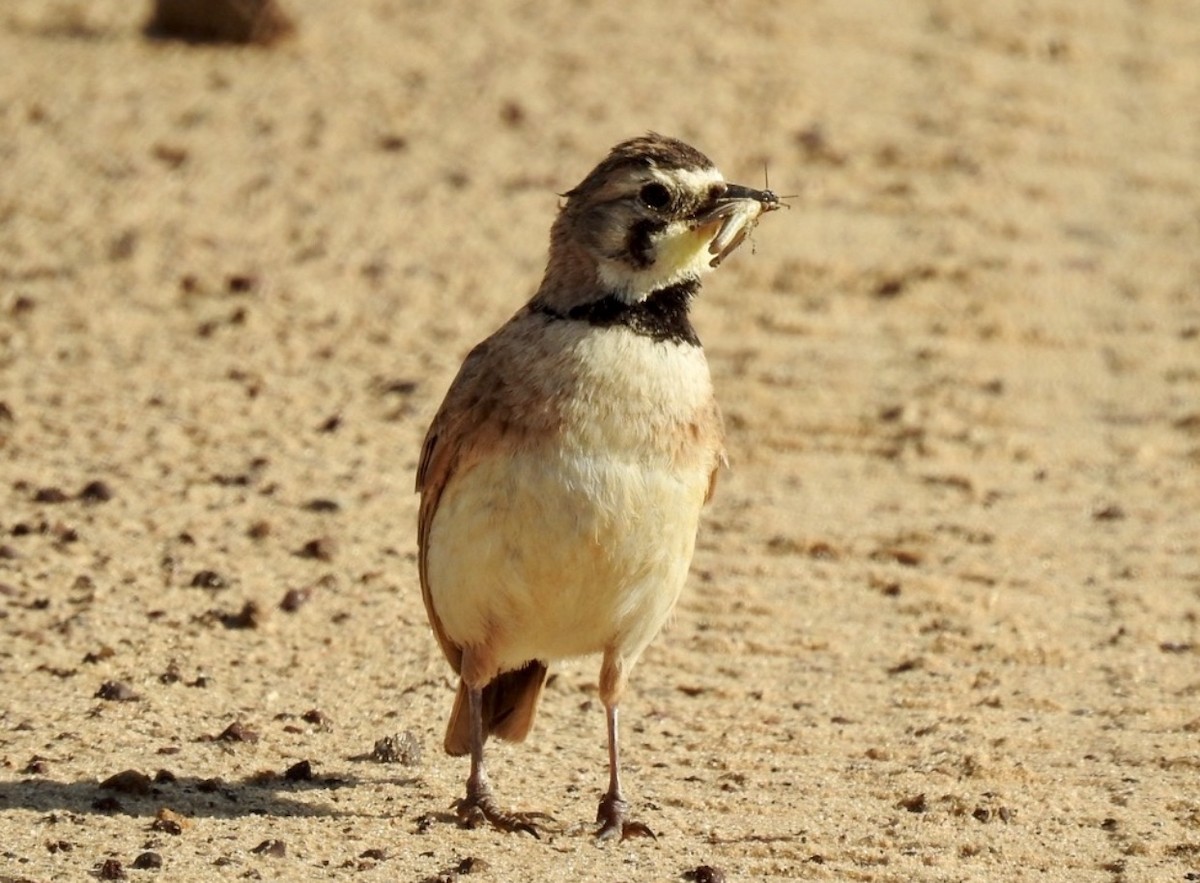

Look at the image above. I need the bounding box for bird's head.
[546,134,781,305]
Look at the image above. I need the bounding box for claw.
[455,793,550,838]
[595,792,656,842]
[596,819,657,842]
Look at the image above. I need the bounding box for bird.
[415,133,780,840]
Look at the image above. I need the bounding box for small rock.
[83,646,116,665]
[132,852,163,869]
[216,721,259,743]
[190,570,228,589]
[99,769,153,795]
[301,708,329,727]
[97,857,127,880]
[302,498,340,513]
[251,838,287,857]
[297,536,336,561]
[283,760,313,782]
[371,731,421,766]
[226,273,258,293]
[78,480,114,503]
[152,807,191,835]
[219,601,263,629]
[279,585,313,612]
[146,0,295,45]
[96,681,141,702]
[899,792,928,813]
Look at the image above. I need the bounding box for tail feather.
[443,661,549,757]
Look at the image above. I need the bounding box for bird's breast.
[423,324,722,668]
[555,326,720,468]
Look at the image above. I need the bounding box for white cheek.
[596,220,716,301]
[592,166,727,301]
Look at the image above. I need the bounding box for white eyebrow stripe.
[658,166,725,192]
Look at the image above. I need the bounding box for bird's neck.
[561,281,700,346]
[530,243,701,347]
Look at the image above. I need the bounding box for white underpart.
[426,328,716,678]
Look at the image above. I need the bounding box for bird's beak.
[698,184,781,267]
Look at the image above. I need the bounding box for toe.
[620,821,656,841]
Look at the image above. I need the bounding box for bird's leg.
[454,683,544,837]
[596,657,656,841]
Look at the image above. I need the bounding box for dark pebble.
[283,760,313,782]
[226,273,257,293]
[216,721,259,743]
[300,708,328,727]
[371,731,421,766]
[78,480,114,503]
[132,852,163,869]
[302,498,340,513]
[219,601,263,629]
[297,537,335,561]
[146,0,295,45]
[250,839,286,857]
[899,792,928,813]
[97,857,126,880]
[99,769,153,795]
[190,570,227,589]
[279,585,313,612]
[96,681,141,702]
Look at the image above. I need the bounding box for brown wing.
[414,337,515,674]
[415,415,463,673]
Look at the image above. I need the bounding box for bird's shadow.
[0,768,421,821]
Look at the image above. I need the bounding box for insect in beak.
[702,184,784,267]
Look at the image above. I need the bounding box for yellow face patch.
[656,219,723,276]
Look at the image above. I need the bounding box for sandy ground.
[2,1,1199,880]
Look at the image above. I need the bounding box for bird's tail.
[443,660,549,757]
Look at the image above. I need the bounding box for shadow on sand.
[0,769,422,821]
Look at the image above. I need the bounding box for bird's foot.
[595,792,656,842]
[454,787,551,838]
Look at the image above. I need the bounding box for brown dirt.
[1,1,1198,881]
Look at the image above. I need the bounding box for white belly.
[426,442,708,673]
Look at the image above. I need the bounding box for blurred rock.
[145,0,295,45]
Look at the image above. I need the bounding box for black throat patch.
[537,279,701,346]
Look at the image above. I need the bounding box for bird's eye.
[638,182,672,211]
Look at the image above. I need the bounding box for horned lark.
[416,134,779,839]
